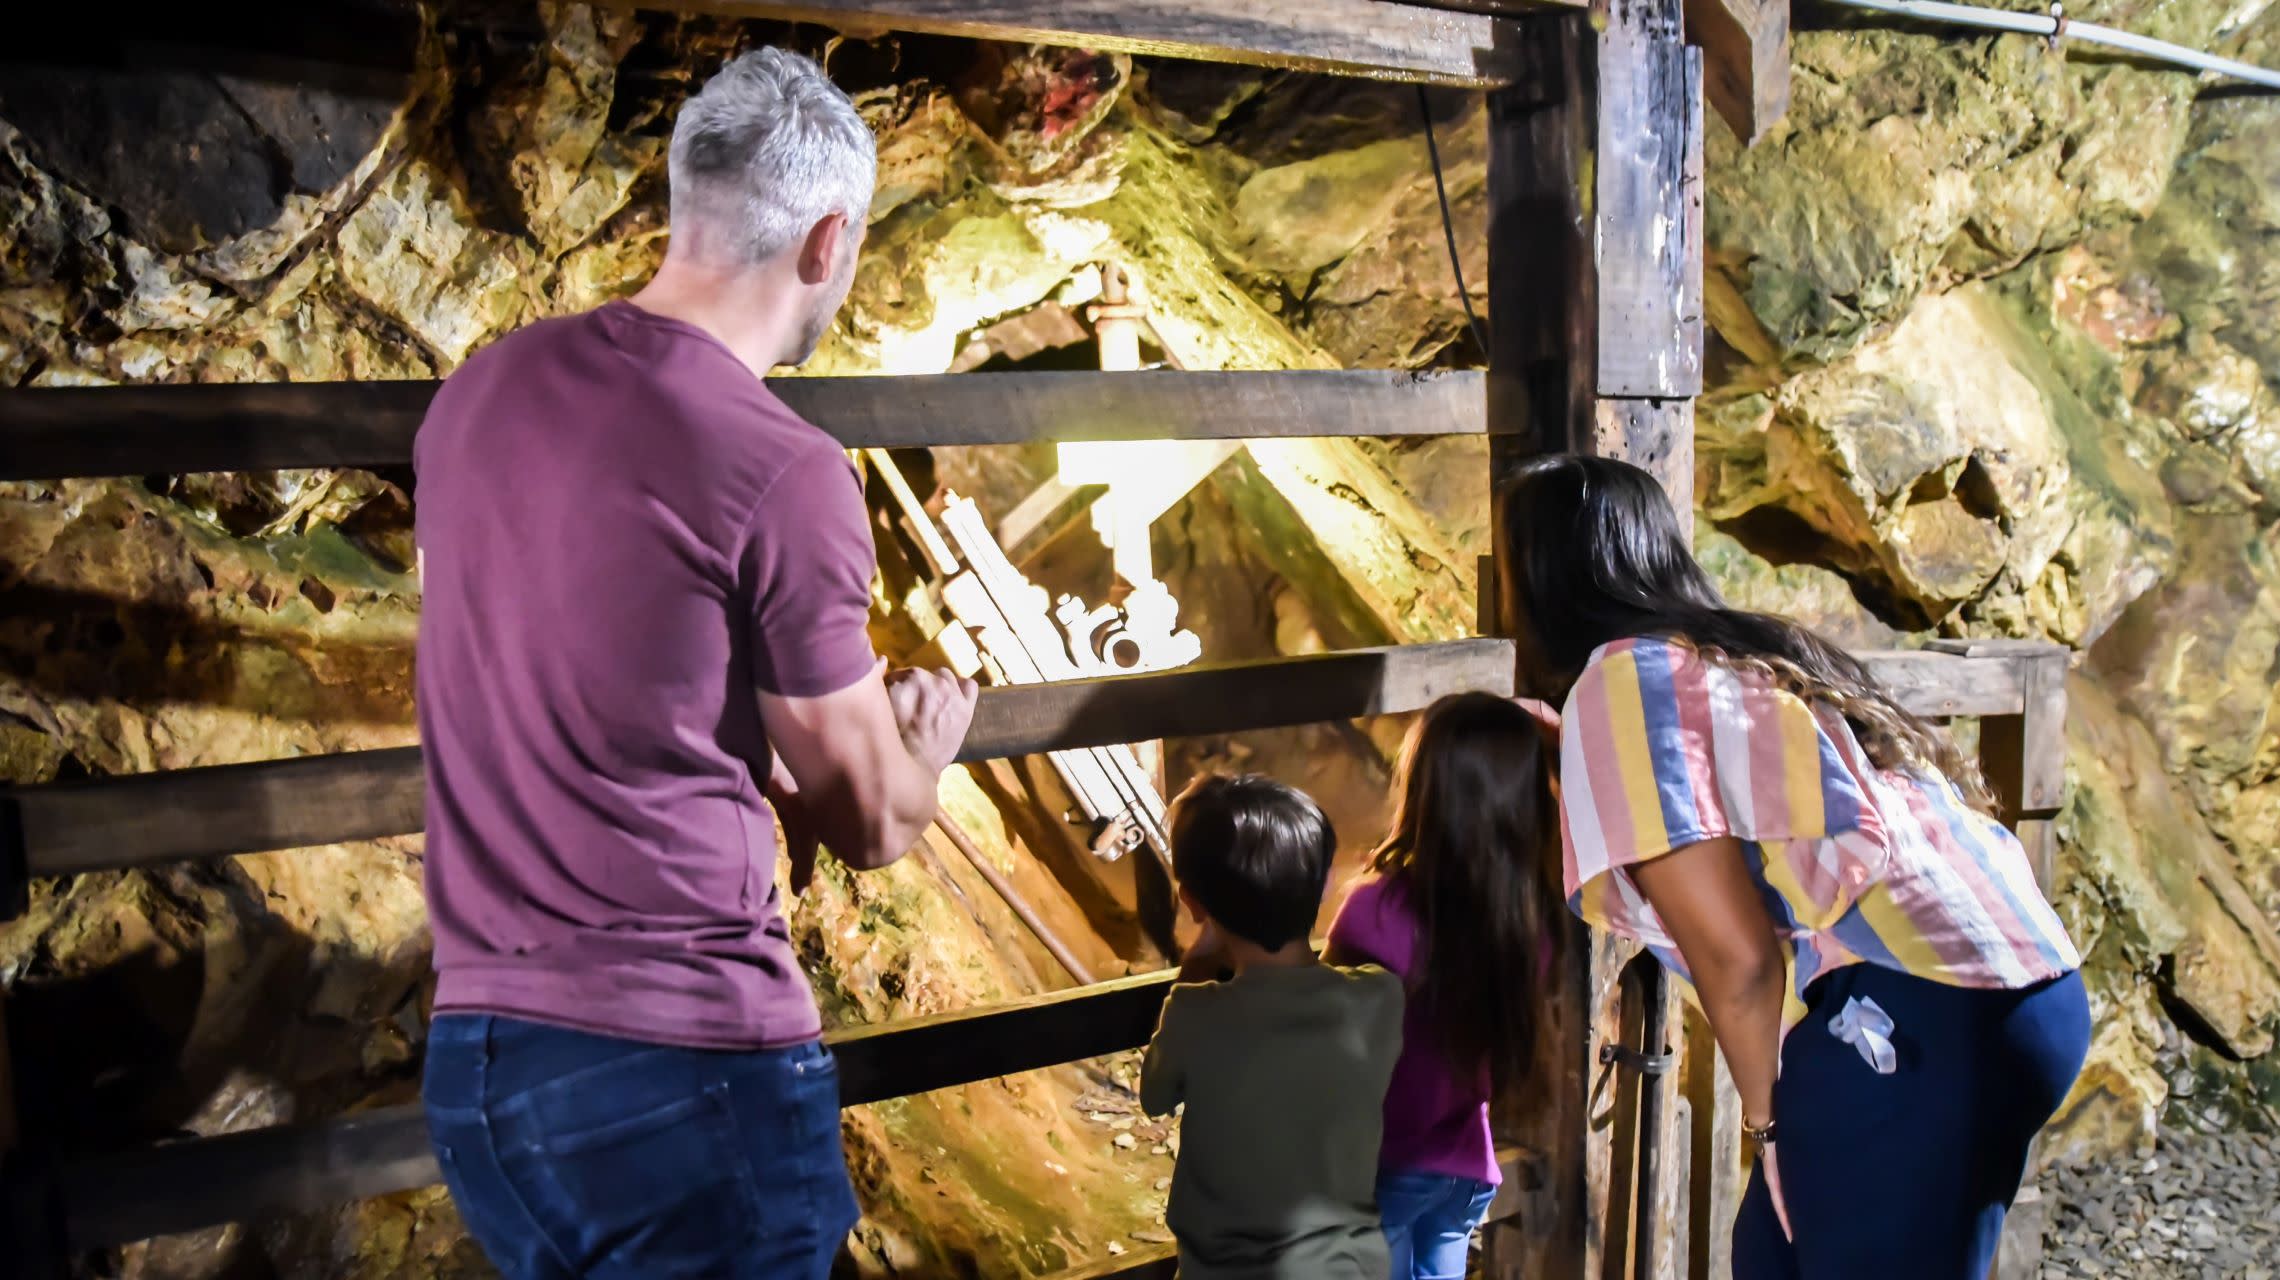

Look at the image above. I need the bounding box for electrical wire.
[1418,86,1490,357]
[1828,0,2280,92]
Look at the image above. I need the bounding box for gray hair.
[667,48,876,265]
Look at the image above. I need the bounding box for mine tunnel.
[2,1,2279,1279]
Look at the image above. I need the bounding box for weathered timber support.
[1483,0,1703,1272]
[605,0,1539,86]
[1934,638,2069,889]
[0,641,1515,888]
[1682,0,1790,145]
[0,371,1487,481]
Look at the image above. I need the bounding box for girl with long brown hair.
[1324,693,1564,1280]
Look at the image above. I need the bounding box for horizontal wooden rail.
[1860,647,2028,720]
[4,640,1514,880]
[54,972,1179,1250]
[614,1,1545,87]
[0,370,1486,481]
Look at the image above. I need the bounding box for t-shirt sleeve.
[1558,638,1886,947]
[1139,990,1189,1117]
[1354,965,1406,1073]
[738,447,880,698]
[1324,877,1415,981]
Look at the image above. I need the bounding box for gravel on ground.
[2041,1124,2280,1279]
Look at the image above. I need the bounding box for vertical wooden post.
[1484,0,1702,1274]
[1940,640,2068,1280]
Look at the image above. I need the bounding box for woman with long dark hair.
[1324,693,1564,1280]
[1498,455,2089,1279]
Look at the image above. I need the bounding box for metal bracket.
[0,792,28,923]
[1598,1041,1677,1076]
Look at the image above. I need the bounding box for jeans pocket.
[724,1044,859,1269]
[502,1070,758,1277]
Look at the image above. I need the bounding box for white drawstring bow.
[1828,995,1898,1074]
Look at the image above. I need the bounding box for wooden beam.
[1869,647,2033,720]
[0,371,1488,482]
[1682,0,1790,146]
[1935,639,2069,889]
[53,971,1178,1250]
[6,640,1514,880]
[1595,0,1703,402]
[612,1,1542,86]
[1484,0,1701,1272]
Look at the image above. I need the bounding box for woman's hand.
[1763,1143,1793,1240]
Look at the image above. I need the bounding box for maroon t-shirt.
[413,302,878,1049]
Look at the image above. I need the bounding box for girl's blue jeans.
[1377,1169,1498,1280]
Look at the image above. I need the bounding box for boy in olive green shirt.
[1141,775,1403,1280]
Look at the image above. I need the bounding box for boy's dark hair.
[1169,774,1337,952]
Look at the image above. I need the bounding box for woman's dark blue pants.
[1732,964,2091,1280]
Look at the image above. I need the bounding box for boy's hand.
[1177,921,1230,982]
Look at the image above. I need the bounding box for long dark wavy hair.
[1496,454,1994,810]
[1371,692,1565,1098]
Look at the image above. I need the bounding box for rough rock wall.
[4,0,2280,1274]
[1697,1,2280,1155]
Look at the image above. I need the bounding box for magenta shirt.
[1326,875,1501,1186]
[414,302,879,1050]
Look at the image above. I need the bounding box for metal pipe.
[1826,0,2280,91]
[1633,962,1672,1280]
[932,809,1100,987]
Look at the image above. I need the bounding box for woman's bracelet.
[1742,1116,1778,1146]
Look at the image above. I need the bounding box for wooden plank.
[1682,0,1790,146]
[0,371,1488,482]
[1595,0,1703,400]
[1683,1004,1741,1280]
[620,1,1542,86]
[1480,10,1601,1275]
[1867,648,2029,720]
[1948,642,2067,889]
[829,970,1171,1104]
[7,641,1515,879]
[1045,1243,1180,1280]
[1484,13,1594,464]
[58,972,1180,1250]
[1485,0,1700,1271]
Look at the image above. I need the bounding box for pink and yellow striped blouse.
[1558,637,2078,1029]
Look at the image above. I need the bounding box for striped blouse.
[1558,637,2078,1029]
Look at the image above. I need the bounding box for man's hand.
[766,753,821,896]
[886,666,979,774]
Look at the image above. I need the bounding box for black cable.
[1419,86,1489,356]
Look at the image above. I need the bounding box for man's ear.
[795,212,848,285]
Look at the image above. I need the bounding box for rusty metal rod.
[932,809,1098,987]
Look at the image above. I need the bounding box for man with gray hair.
[414,48,976,1278]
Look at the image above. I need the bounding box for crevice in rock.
[2158,955,2259,1066]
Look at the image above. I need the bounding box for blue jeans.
[423,1014,860,1280]
[1732,966,2090,1280]
[1376,1170,1497,1280]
